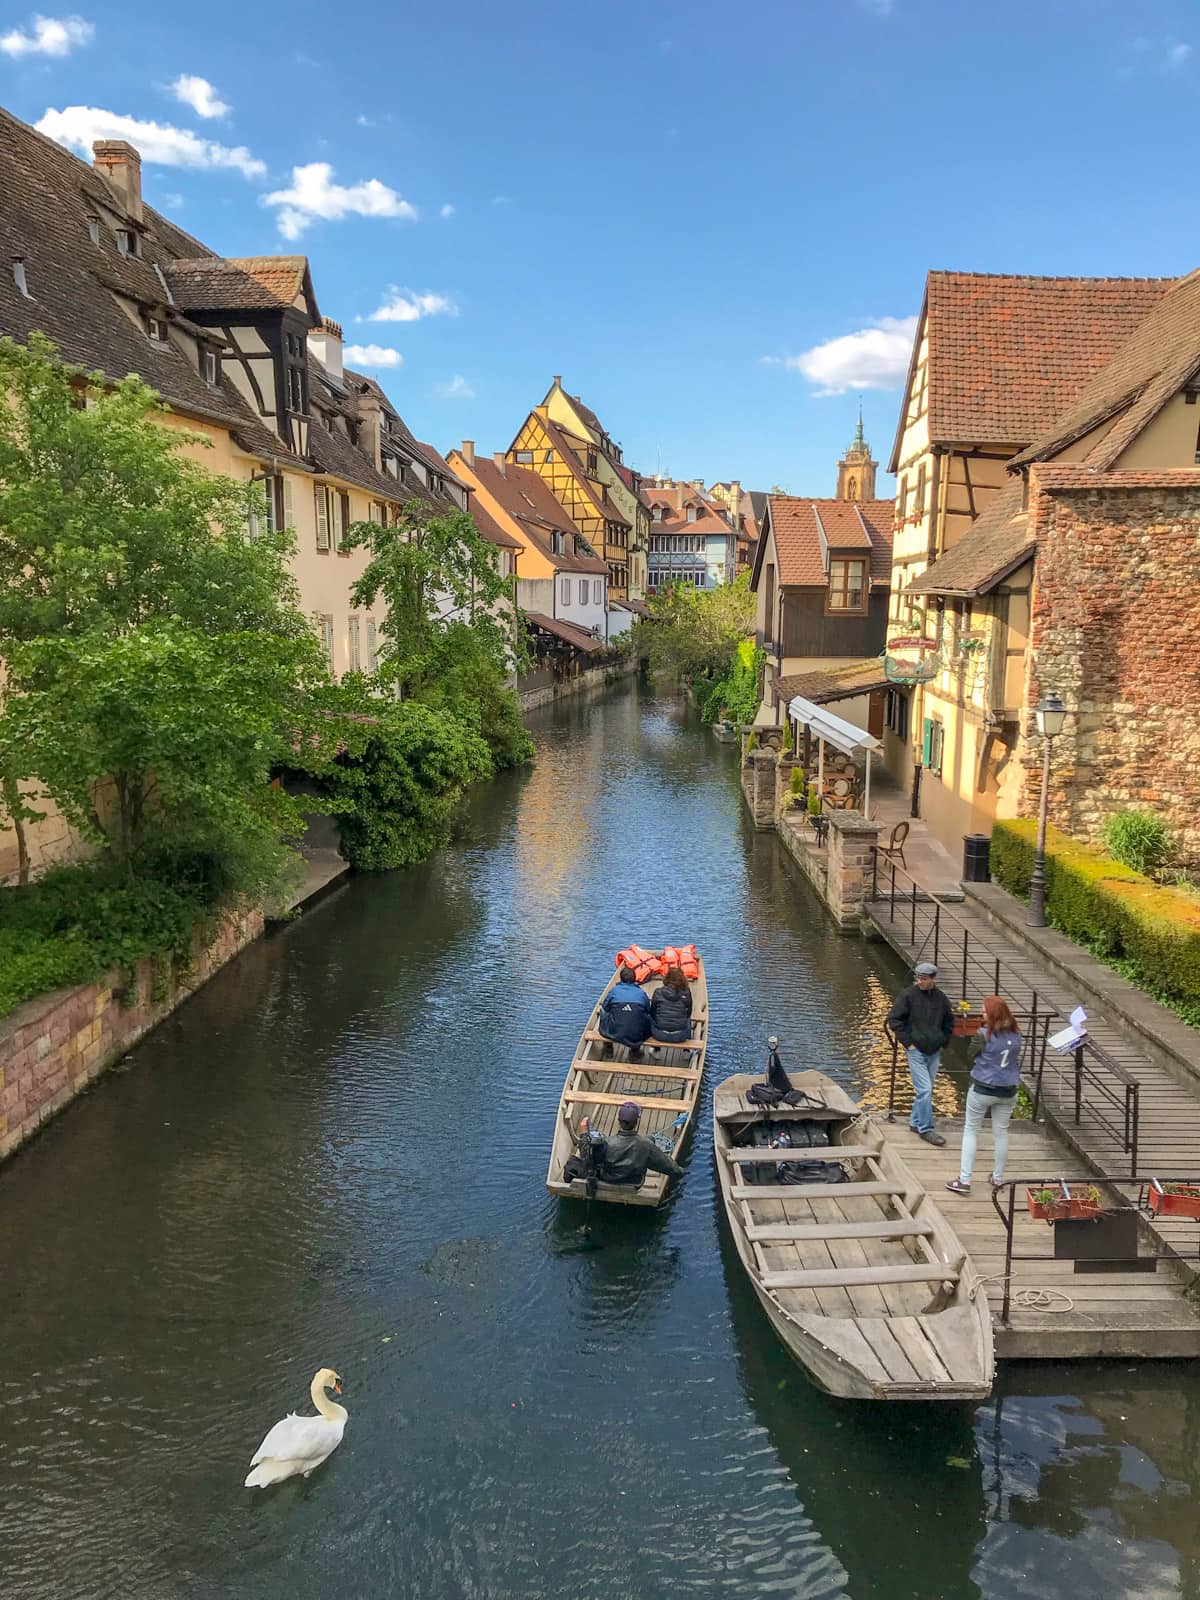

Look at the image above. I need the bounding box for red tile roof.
[891,271,1177,468]
[761,498,894,588]
[468,456,608,575]
[524,611,602,653]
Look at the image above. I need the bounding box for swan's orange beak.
[334,1380,343,1395]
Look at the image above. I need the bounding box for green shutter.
[922,717,933,765]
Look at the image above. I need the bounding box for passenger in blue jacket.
[599,967,652,1054]
[945,996,1023,1196]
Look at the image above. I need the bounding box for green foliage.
[637,573,756,683]
[412,622,533,771]
[779,720,793,755]
[807,783,821,817]
[992,819,1200,1020]
[1103,810,1171,876]
[702,636,764,726]
[746,731,758,753]
[789,765,806,798]
[318,701,492,870]
[0,857,229,1018]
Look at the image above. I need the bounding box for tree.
[0,334,332,890]
[637,572,757,683]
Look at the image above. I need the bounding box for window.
[146,315,167,343]
[87,217,100,245]
[898,477,909,522]
[369,501,387,525]
[365,619,378,672]
[286,333,303,358]
[922,716,944,776]
[319,614,335,672]
[545,449,556,462]
[203,349,220,386]
[248,476,269,540]
[337,492,351,549]
[515,450,534,464]
[914,463,927,518]
[349,616,361,672]
[265,475,294,534]
[560,577,572,606]
[287,366,306,413]
[884,688,910,743]
[551,531,565,555]
[579,579,588,605]
[315,485,331,551]
[828,558,867,611]
[845,476,858,501]
[593,579,602,604]
[116,228,137,257]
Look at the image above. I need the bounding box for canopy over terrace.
[787,694,883,820]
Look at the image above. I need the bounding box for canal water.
[2,683,1198,1599]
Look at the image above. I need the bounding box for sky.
[3,0,1200,496]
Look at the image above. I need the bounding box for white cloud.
[1168,41,1192,67]
[440,202,455,218]
[36,105,264,178]
[262,161,417,239]
[356,114,375,127]
[774,315,918,396]
[365,288,456,323]
[163,192,184,210]
[435,375,475,400]
[170,74,229,119]
[344,343,403,369]
[0,13,93,57]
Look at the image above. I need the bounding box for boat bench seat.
[746,1219,934,1243]
[761,1262,961,1290]
[723,1145,875,1164]
[563,1089,692,1114]
[571,1060,701,1083]
[730,1179,903,1201]
[582,1030,703,1052]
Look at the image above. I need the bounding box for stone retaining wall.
[518,660,637,712]
[0,906,263,1162]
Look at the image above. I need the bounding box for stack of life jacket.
[613,943,701,983]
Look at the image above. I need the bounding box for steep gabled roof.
[466,455,608,575]
[228,256,320,322]
[164,258,292,312]
[1011,268,1200,471]
[756,497,894,588]
[890,271,1177,470]
[906,483,1032,597]
[523,410,631,529]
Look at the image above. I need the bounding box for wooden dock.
[877,1118,1200,1360]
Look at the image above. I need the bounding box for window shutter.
[315,487,330,551]
[366,620,378,672]
[338,493,350,549]
[349,616,361,671]
[922,717,933,766]
[282,475,294,530]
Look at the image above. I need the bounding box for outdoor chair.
[877,819,909,871]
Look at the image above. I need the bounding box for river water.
[2,683,1198,1599]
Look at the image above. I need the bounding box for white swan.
[244,1367,347,1488]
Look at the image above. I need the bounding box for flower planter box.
[1026,1184,1103,1222]
[1148,1182,1200,1220]
[952,1015,983,1037]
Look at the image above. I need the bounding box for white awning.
[787,695,882,759]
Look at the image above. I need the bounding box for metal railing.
[1033,1037,1141,1179]
[988,1176,1197,1324]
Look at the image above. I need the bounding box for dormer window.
[11,258,30,299]
[203,349,220,386]
[146,314,168,343]
[116,228,137,257]
[87,217,100,245]
[687,506,697,523]
[827,558,867,613]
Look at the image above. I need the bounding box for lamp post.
[1027,691,1068,928]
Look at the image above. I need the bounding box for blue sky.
[3,0,1200,495]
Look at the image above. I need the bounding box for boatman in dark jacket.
[565,1102,683,1188]
[599,967,652,1056]
[886,960,954,1146]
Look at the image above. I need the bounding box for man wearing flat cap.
[565,1101,683,1189]
[887,961,954,1146]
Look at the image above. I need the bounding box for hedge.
[991,819,1200,1012]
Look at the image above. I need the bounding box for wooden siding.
[779,587,889,660]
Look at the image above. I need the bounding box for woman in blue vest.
[945,995,1022,1196]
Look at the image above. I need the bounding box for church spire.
[852,400,865,452]
[836,402,877,501]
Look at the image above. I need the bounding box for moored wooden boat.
[714,1069,994,1400]
[546,958,708,1207]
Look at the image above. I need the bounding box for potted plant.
[1026,1181,1103,1222]
[952,999,983,1037]
[806,783,821,817]
[1148,1180,1200,1220]
[789,766,806,809]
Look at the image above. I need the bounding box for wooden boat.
[712,721,738,743]
[546,959,708,1207]
[714,1070,994,1400]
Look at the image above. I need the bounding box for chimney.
[493,452,507,475]
[93,140,142,222]
[355,382,383,469]
[308,316,344,382]
[552,375,561,387]
[461,439,475,466]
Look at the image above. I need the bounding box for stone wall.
[1024,474,1200,864]
[825,812,881,932]
[0,906,263,1162]
[518,660,636,711]
[740,747,777,830]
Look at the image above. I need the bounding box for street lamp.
[1027,691,1068,928]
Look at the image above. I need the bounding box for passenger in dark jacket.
[649,967,693,1044]
[564,1103,683,1187]
[599,967,652,1049]
[886,961,955,1145]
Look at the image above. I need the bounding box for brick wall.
[1022,480,1200,864]
[0,906,263,1162]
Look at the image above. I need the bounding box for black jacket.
[887,984,954,1054]
[649,985,692,1042]
[597,1129,683,1185]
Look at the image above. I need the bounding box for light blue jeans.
[906,1046,941,1133]
[960,1084,1016,1184]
